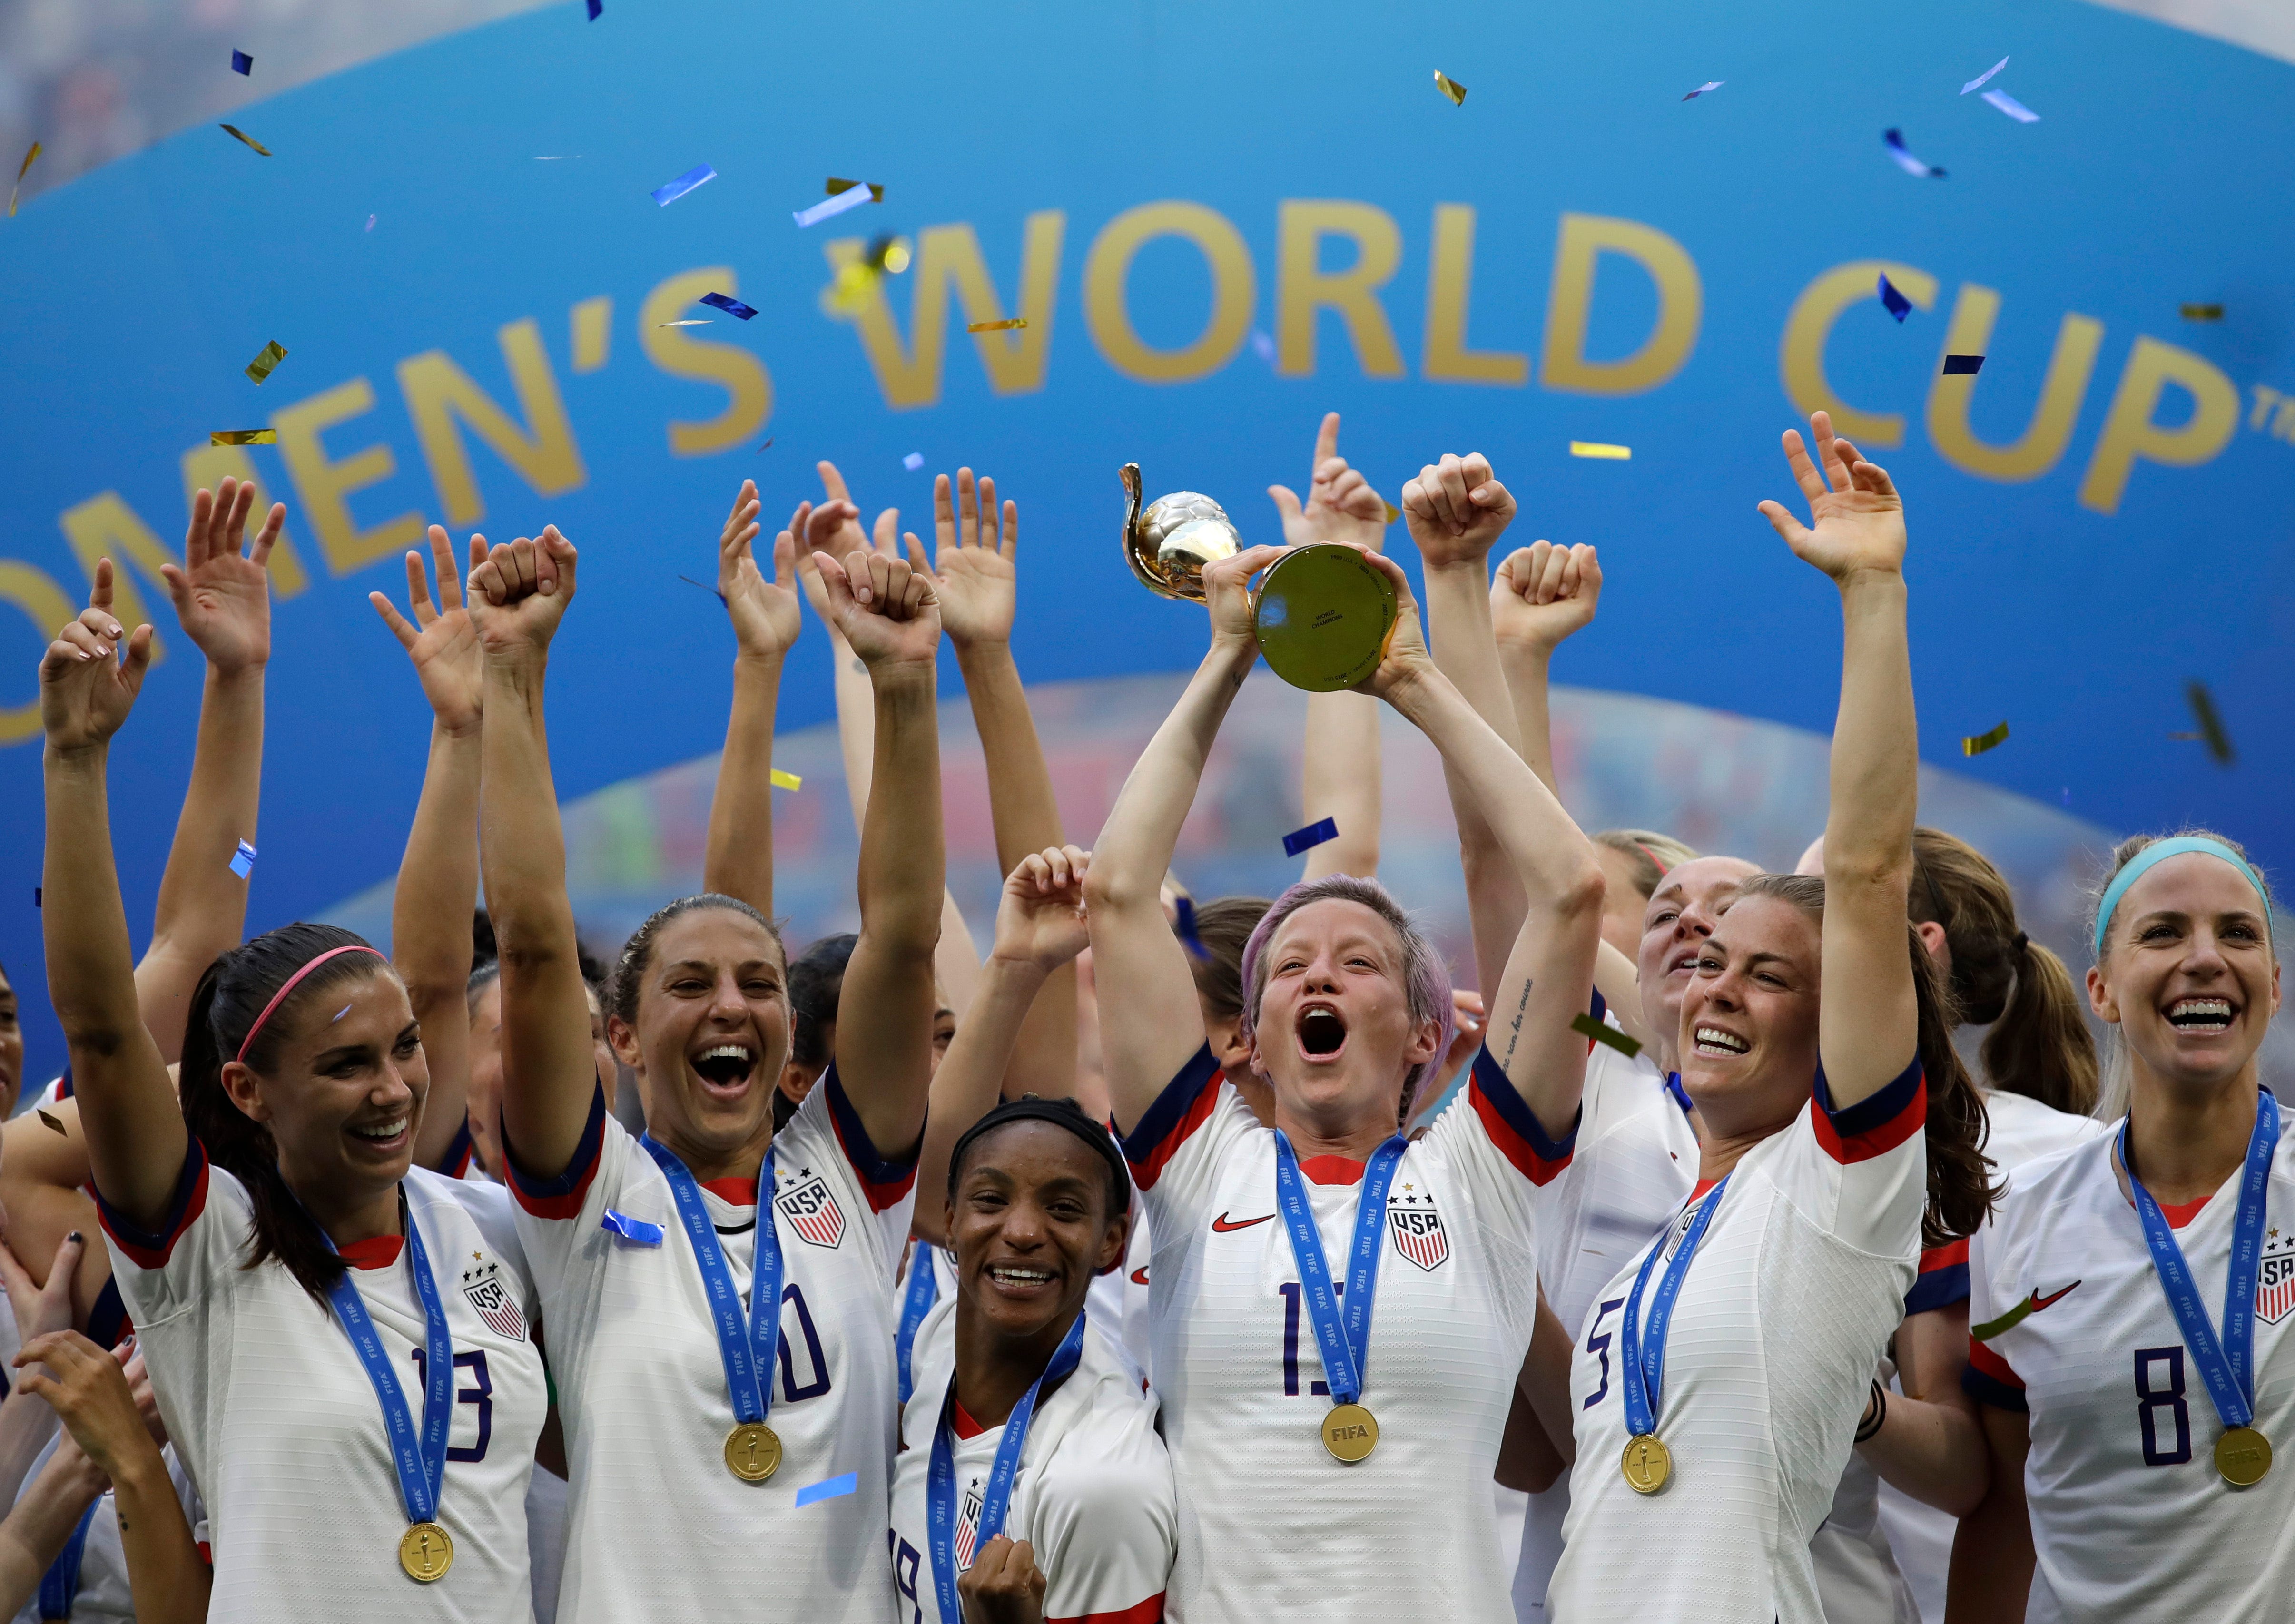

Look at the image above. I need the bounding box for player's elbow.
[1082,860,1155,920]
[1549,855,1608,923]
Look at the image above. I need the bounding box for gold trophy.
[1121,463,1397,693]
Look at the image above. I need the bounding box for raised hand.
[40,561,154,753]
[468,527,578,659]
[1491,541,1603,655]
[810,545,940,671]
[717,479,802,662]
[1402,452,1517,569]
[797,461,899,627]
[957,1535,1049,1624]
[371,527,487,734]
[1269,411,1391,554]
[991,845,1093,974]
[162,476,282,676]
[1757,411,1906,583]
[0,1217,83,1351]
[1351,551,1438,703]
[12,1331,156,1481]
[925,467,1018,649]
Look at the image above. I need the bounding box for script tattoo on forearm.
[1501,977,1533,1066]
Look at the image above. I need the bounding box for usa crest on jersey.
[2259,1229,2295,1325]
[953,1479,984,1569]
[1387,1185,1449,1271]
[777,1173,847,1249]
[461,1260,529,1341]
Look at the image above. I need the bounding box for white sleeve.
[1763,1056,1928,1260]
[94,1140,247,1328]
[775,1064,920,1280]
[1420,1047,1577,1258]
[1029,1408,1175,1624]
[1115,1046,1259,1243]
[502,1083,647,1305]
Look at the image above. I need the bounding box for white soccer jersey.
[95,1154,546,1623]
[8,1439,205,1624]
[1548,1058,1927,1624]
[1963,1107,2295,1622]
[504,1070,913,1624]
[1121,1046,1563,1622]
[888,1313,1172,1624]
[1981,1091,2107,1185]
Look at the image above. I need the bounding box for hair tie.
[235,945,386,1066]
[2093,836,2272,960]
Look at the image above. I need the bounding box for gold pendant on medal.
[1621,1434,1672,1495]
[726,1420,783,1482]
[2216,1426,2272,1488]
[399,1521,454,1582]
[1321,1402,1379,1463]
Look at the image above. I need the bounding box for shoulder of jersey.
[1988,1127,2115,1232]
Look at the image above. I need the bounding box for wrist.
[1835,565,1907,600]
[980,951,1053,989]
[44,738,110,772]
[482,644,549,686]
[732,649,788,679]
[205,658,266,688]
[434,715,483,745]
[953,636,1015,675]
[863,658,939,697]
[1422,553,1492,577]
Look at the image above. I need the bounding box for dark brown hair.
[1183,896,1274,1022]
[606,893,786,1028]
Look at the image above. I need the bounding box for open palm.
[1757,412,1906,582]
[717,479,802,660]
[371,527,486,734]
[162,477,281,675]
[927,467,1018,649]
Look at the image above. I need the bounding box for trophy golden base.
[1252,544,1398,692]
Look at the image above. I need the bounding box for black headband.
[946,1095,1131,1218]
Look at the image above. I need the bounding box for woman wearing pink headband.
[38,569,546,1620]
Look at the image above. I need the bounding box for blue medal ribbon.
[1273,1131,1408,1409]
[36,1497,99,1620]
[897,1245,943,1406]
[319,1195,454,1532]
[641,1136,783,1426]
[1618,1175,1730,1440]
[926,1309,1088,1623]
[1663,1071,1694,1116]
[2118,1089,2278,1436]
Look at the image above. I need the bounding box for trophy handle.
[1120,463,1143,541]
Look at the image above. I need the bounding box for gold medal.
[725,1420,783,1482]
[1621,1433,1672,1495]
[2215,1426,2272,1488]
[398,1521,453,1582]
[1321,1402,1379,1463]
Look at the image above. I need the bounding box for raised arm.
[134,480,281,1062]
[816,544,946,1157]
[1083,545,1287,1134]
[700,480,803,912]
[914,846,1092,1245]
[1757,412,1918,1105]
[373,527,489,1174]
[472,527,596,1179]
[1359,552,1608,1139]
[927,468,1075,1100]
[40,565,183,1227]
[1271,413,1388,882]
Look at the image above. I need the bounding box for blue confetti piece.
[1980,88,2039,124]
[1282,817,1339,858]
[793,187,874,229]
[1251,329,1276,363]
[229,839,257,879]
[651,164,717,207]
[795,1472,858,1508]
[1960,56,2008,96]
[1882,128,1945,178]
[1175,896,1211,960]
[1876,274,1912,323]
[903,452,924,470]
[1680,80,1723,101]
[601,1210,664,1246]
[231,49,253,76]
[699,292,758,320]
[1941,354,1984,375]
[587,0,602,16]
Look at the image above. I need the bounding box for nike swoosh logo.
[1130,1267,1150,1286]
[1972,1279,2081,1342]
[1212,1212,1275,1232]
[2030,1280,2082,1312]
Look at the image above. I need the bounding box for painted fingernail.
[108,625,123,638]
[67,1231,82,1244]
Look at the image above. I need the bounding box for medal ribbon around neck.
[1273,1131,1408,1412]
[2118,1090,2278,1453]
[926,1309,1089,1621]
[1619,1174,1731,1443]
[642,1136,785,1428]
[319,1191,455,1538]
[897,1247,943,1406]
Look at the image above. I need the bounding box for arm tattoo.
[1500,978,1533,1066]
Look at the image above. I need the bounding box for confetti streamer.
[651,163,716,207]
[231,49,253,75]
[795,1473,859,1509]
[1283,817,1339,858]
[699,292,758,320]
[656,319,713,327]
[32,887,39,907]
[1569,442,1632,460]
[1174,896,1211,961]
[587,0,602,16]
[2185,681,2235,764]
[38,1110,65,1136]
[770,768,803,791]
[678,574,729,604]
[365,214,376,232]
[330,1004,353,1023]
[903,452,925,470]
[967,317,1027,333]
[1571,1012,1642,1060]
[230,839,258,878]
[1961,720,2010,757]
[794,187,875,228]
[211,430,276,446]
[1941,354,1984,375]
[758,438,774,450]
[826,177,886,203]
[1433,70,1467,106]
[8,141,39,216]
[1981,89,2039,123]
[1877,274,1913,322]
[244,340,289,384]
[1251,329,1276,362]
[1882,128,1945,178]
[1382,502,1401,524]
[1961,57,2009,95]
[601,1210,664,1245]
[1681,81,1724,100]
[219,123,273,157]
[534,156,583,161]
[2180,303,2224,321]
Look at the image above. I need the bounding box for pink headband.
[234,945,386,1066]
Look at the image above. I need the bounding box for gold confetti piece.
[2180,303,2224,321]
[1434,70,1467,106]
[1569,441,1632,460]
[1961,719,2010,756]
[1382,502,1401,524]
[770,768,802,791]
[244,340,288,384]
[219,123,273,157]
[1571,1012,1642,1059]
[8,140,39,217]
[210,429,277,446]
[825,177,885,203]
[872,235,912,274]
[967,317,1027,333]
[38,1108,66,1135]
[2185,680,2235,765]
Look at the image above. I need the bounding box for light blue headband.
[2092,836,2273,959]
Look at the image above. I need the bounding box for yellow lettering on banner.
[1925,286,2104,483]
[179,444,313,598]
[1777,261,1938,446]
[2076,336,2240,515]
[399,318,587,526]
[571,296,611,374]
[57,492,176,663]
[0,561,78,745]
[1422,205,1527,386]
[1083,202,1255,384]
[827,214,1064,409]
[639,268,773,457]
[1539,214,1702,397]
[272,378,426,577]
[1276,201,1406,379]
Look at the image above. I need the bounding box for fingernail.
[67,1231,82,1244]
